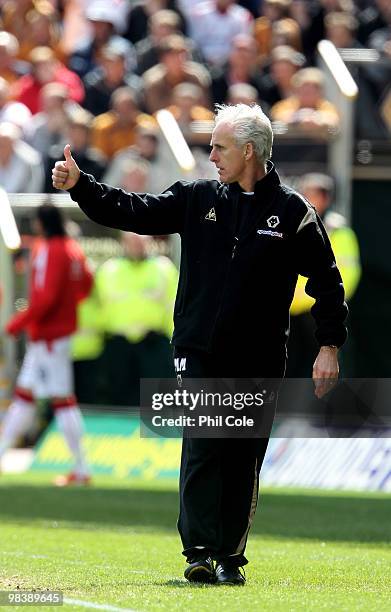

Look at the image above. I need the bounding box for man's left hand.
[313,346,339,399]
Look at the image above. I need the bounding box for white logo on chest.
[205,207,216,222]
[267,215,280,228]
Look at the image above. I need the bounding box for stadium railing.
[317,40,358,222]
[0,187,21,407]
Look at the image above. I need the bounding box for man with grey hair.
[52,103,347,585]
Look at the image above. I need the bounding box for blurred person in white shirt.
[188,0,253,66]
[0,122,44,192]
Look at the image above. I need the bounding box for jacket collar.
[227,160,280,201]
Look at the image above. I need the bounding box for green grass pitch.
[0,472,390,611]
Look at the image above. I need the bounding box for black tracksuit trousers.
[174,346,285,567]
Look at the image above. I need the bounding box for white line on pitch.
[64,598,138,612]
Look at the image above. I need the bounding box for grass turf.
[0,472,390,611]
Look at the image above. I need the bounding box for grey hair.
[214,103,273,163]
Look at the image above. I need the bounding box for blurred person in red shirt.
[0,204,93,486]
[12,46,84,115]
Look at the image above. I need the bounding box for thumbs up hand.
[52,144,81,190]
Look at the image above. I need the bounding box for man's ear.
[244,142,254,160]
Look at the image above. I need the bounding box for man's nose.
[209,149,217,162]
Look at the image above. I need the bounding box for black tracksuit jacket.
[69,162,348,359]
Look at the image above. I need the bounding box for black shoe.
[215,562,246,586]
[184,557,215,583]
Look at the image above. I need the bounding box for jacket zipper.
[208,192,239,350]
[232,236,238,259]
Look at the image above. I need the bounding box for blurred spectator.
[45,106,105,191]
[72,279,104,406]
[287,172,361,377]
[117,157,152,192]
[69,3,136,78]
[238,0,259,17]
[83,42,143,116]
[0,121,43,192]
[167,83,214,145]
[124,0,186,45]
[1,202,93,486]
[211,33,267,105]
[297,0,356,61]
[259,44,305,108]
[0,77,31,132]
[135,9,187,76]
[270,67,340,133]
[325,12,362,49]
[143,34,211,113]
[271,17,303,50]
[177,0,204,17]
[91,86,155,159]
[358,0,390,45]
[16,6,66,63]
[253,0,292,62]
[1,0,53,39]
[69,219,104,406]
[0,31,24,84]
[12,46,84,115]
[103,125,179,193]
[188,0,253,66]
[368,1,391,55]
[25,82,69,156]
[227,82,260,106]
[95,232,178,406]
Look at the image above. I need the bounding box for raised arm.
[52,145,188,236]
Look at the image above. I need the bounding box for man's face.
[163,49,187,74]
[216,0,233,11]
[326,24,352,48]
[113,96,137,122]
[230,38,257,70]
[271,59,297,86]
[209,121,246,184]
[302,187,329,215]
[102,55,125,84]
[121,232,149,260]
[34,59,56,84]
[296,82,321,108]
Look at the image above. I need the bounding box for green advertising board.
[31,413,181,480]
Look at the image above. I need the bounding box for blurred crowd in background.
[0,0,390,193]
[2,0,391,408]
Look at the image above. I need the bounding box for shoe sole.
[185,566,215,584]
[217,580,245,586]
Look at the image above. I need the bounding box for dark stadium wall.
[350,179,391,377]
